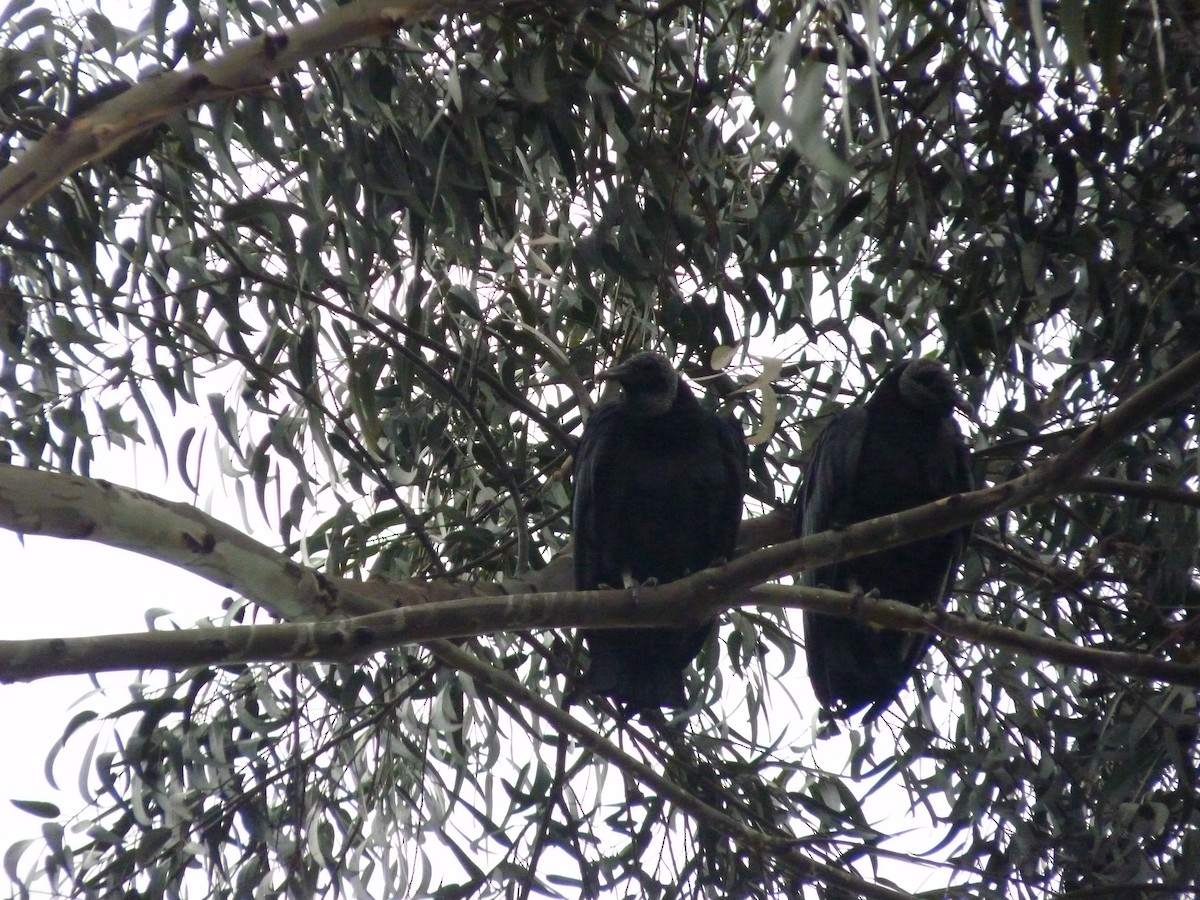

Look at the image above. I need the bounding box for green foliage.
[1,0,1198,897]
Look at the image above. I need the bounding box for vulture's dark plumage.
[796,360,973,720]
[573,352,747,711]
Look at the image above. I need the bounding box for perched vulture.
[573,352,747,711]
[796,360,973,720]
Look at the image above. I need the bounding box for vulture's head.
[896,359,969,419]
[598,352,679,416]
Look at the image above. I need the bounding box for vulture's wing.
[797,407,867,540]
[713,412,749,560]
[572,402,620,592]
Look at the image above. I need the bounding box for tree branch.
[0,0,497,226]
[745,585,1200,688]
[4,575,1198,686]
[0,464,506,621]
[1073,475,1200,508]
[710,347,1200,595]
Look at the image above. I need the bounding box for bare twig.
[1073,475,1200,508]
[745,585,1200,688]
[432,639,917,900]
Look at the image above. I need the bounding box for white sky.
[0,535,228,868]
[1,527,231,857]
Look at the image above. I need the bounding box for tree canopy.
[1,0,1198,897]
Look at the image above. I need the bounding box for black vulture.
[573,352,747,711]
[796,359,973,720]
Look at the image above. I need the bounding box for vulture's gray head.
[598,352,680,417]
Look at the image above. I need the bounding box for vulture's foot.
[623,574,659,604]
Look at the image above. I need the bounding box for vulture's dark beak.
[955,394,981,426]
[596,361,626,383]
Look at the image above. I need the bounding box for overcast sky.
[1,490,239,864]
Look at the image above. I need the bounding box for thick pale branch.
[0,0,493,225]
[0,464,505,620]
